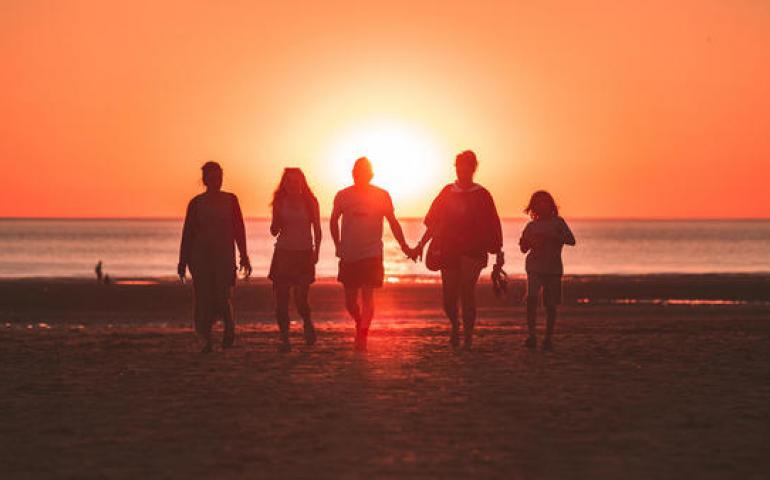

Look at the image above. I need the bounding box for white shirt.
[333,184,394,262]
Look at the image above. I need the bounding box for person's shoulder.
[474,184,493,198]
[334,186,354,200]
[369,184,390,196]
[332,186,354,207]
[523,219,534,229]
[189,193,206,205]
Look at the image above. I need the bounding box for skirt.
[268,248,315,285]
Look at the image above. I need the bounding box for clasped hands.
[402,243,424,263]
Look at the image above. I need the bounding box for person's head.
[455,150,478,184]
[201,161,223,191]
[352,157,374,186]
[524,190,559,220]
[271,167,317,212]
[274,167,312,198]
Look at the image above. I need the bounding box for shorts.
[440,255,485,289]
[527,273,562,306]
[337,256,384,289]
[268,248,315,285]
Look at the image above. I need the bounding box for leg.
[274,282,291,351]
[440,268,461,347]
[344,287,362,327]
[192,277,215,353]
[525,274,540,349]
[220,286,235,348]
[360,287,375,330]
[542,275,561,350]
[459,258,482,350]
[355,287,374,351]
[344,286,365,349]
[544,305,557,348]
[294,283,316,345]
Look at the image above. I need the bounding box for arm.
[269,203,281,237]
[519,223,531,254]
[330,200,342,258]
[485,191,504,267]
[311,198,322,263]
[385,210,411,256]
[561,218,576,246]
[232,195,251,277]
[413,187,444,260]
[178,200,195,280]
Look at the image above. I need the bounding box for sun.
[323,120,449,210]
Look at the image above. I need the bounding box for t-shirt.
[520,216,575,275]
[333,184,394,262]
[179,191,247,283]
[273,199,315,251]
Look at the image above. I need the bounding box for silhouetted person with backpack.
[269,168,321,352]
[178,161,252,353]
[330,157,413,351]
[413,150,503,349]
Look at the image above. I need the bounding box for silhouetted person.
[178,161,251,353]
[330,157,413,351]
[519,190,575,351]
[95,261,103,283]
[269,168,322,352]
[103,273,111,285]
[414,150,503,349]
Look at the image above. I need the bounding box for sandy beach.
[2,276,769,479]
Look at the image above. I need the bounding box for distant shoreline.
[1,274,768,322]
[2,216,770,222]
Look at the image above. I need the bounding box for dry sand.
[1,277,769,479]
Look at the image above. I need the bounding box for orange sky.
[2,0,769,218]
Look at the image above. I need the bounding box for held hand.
[414,243,425,262]
[313,247,320,265]
[239,256,252,279]
[406,244,422,262]
[177,263,187,283]
[334,245,341,258]
[402,244,418,262]
[494,251,505,268]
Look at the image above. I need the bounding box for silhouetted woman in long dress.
[414,151,504,349]
[178,161,251,353]
[268,168,321,352]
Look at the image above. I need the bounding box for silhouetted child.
[519,191,575,350]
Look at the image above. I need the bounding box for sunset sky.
[2,0,769,218]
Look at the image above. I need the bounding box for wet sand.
[1,277,770,479]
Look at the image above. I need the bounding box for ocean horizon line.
[1,216,769,222]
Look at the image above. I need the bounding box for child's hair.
[524,190,559,219]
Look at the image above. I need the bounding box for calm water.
[0,219,769,278]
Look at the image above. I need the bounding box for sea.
[0,219,769,279]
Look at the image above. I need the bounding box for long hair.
[271,168,318,217]
[524,190,559,220]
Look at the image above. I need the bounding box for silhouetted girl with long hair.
[519,190,575,350]
[269,168,321,351]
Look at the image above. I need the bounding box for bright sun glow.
[324,120,449,208]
